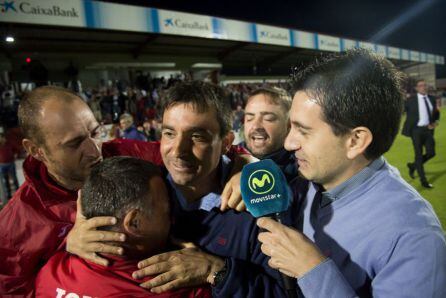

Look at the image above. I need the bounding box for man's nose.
[171,135,192,158]
[84,137,102,159]
[284,132,301,152]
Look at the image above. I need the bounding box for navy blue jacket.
[166,162,308,297]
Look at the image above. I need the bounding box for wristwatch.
[212,258,228,287]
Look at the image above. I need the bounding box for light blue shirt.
[296,157,446,297]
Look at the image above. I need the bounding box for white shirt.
[417,93,433,126]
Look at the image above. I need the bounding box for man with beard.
[0,86,245,297]
[240,88,297,182]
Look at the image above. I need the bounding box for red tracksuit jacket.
[35,252,211,298]
[0,140,163,297]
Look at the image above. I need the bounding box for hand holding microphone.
[240,160,326,292]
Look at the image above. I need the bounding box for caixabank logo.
[319,38,339,48]
[163,18,209,31]
[259,30,288,41]
[1,1,17,13]
[248,169,275,195]
[1,1,79,17]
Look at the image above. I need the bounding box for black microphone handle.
[272,213,298,298]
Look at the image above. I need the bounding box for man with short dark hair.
[402,79,440,188]
[257,49,446,297]
[35,156,211,298]
[240,87,297,181]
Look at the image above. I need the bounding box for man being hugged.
[35,156,211,298]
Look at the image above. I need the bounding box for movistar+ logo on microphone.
[248,169,275,194]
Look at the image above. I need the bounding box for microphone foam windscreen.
[241,159,292,218]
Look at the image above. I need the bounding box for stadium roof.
[0,0,443,75]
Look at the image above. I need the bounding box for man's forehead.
[248,94,278,106]
[39,100,97,141]
[246,95,286,113]
[164,103,218,121]
[291,91,323,123]
[41,99,93,121]
[293,91,319,108]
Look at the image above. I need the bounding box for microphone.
[240,159,297,298]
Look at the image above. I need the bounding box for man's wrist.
[297,257,329,280]
[208,257,227,286]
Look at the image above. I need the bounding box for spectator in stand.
[0,131,19,204]
[35,156,211,298]
[136,90,148,124]
[111,89,121,122]
[127,88,138,116]
[88,93,103,122]
[232,105,244,132]
[142,119,162,141]
[119,113,147,142]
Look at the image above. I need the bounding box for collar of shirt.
[23,156,78,207]
[166,155,232,212]
[318,157,385,208]
[417,93,433,107]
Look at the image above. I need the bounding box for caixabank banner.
[0,0,84,27]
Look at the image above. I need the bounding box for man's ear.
[345,127,373,160]
[123,209,143,237]
[22,138,46,162]
[221,131,235,155]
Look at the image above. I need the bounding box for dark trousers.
[410,127,436,183]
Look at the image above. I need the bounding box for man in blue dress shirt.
[258,49,446,297]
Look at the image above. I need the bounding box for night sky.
[108,0,446,77]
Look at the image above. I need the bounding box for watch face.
[212,262,228,287]
[214,270,225,286]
